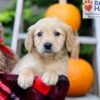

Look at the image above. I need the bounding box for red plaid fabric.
[0,92,6,100]
[0,44,18,73]
[0,73,69,100]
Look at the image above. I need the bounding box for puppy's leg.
[42,71,58,85]
[42,61,67,85]
[18,68,34,89]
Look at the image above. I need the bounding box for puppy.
[11,18,76,89]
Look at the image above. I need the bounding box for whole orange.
[45,0,81,32]
[67,58,94,96]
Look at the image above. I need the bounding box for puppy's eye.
[37,32,43,37]
[54,32,60,36]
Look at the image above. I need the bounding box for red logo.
[83,0,93,11]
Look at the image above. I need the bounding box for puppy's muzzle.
[44,42,52,52]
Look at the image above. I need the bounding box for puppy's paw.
[18,73,34,89]
[42,72,58,85]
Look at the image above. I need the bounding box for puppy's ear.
[66,26,76,52]
[25,25,34,53]
[61,22,76,53]
[62,23,79,58]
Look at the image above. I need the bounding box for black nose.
[44,42,52,50]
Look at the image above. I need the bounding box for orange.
[67,58,94,96]
[45,3,81,32]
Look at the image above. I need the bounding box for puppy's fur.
[11,18,76,89]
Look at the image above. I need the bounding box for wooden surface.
[66,94,99,100]
[11,0,24,52]
[94,19,100,96]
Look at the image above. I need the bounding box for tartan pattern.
[0,73,69,100]
[0,44,18,73]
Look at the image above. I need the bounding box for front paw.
[18,73,34,89]
[42,72,58,85]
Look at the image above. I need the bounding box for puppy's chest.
[34,59,57,75]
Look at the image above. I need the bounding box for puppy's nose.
[44,42,52,50]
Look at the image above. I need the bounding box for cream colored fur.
[11,18,76,89]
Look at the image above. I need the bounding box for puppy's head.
[25,18,75,55]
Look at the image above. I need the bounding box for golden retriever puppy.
[11,17,76,89]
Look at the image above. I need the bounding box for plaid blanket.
[0,73,69,100]
[0,44,18,73]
